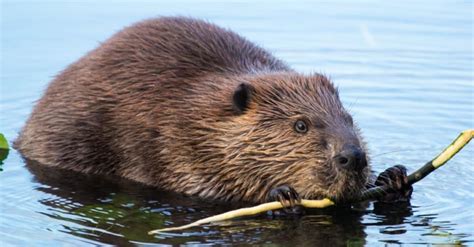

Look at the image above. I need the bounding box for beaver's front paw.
[267,185,304,215]
[375,165,413,202]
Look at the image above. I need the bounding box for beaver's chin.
[331,180,367,202]
[330,186,364,202]
[298,168,369,202]
[300,184,363,202]
[316,176,368,202]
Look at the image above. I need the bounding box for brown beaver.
[14,17,411,207]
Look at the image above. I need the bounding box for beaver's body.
[15,17,410,204]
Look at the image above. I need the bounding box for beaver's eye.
[294,120,308,133]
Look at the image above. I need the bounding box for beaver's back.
[14,17,290,179]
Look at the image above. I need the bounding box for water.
[1,0,473,246]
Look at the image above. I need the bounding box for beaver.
[15,17,411,207]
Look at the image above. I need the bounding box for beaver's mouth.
[299,177,366,202]
[321,169,369,202]
[334,184,364,202]
[294,161,370,202]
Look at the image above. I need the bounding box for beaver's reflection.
[26,160,214,245]
[26,160,412,246]
[373,201,413,225]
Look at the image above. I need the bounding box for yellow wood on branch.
[149,129,473,235]
[432,129,473,168]
[149,199,334,234]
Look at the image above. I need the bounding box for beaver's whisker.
[371,148,433,158]
[346,97,359,113]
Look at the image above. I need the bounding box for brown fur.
[15,17,370,203]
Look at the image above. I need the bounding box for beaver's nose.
[334,144,367,170]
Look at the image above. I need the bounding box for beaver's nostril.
[334,144,367,170]
[337,156,349,166]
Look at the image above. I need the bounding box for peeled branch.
[360,129,473,201]
[149,129,473,234]
[149,199,334,233]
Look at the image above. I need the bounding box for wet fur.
[15,17,370,204]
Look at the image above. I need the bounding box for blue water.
[1,0,473,246]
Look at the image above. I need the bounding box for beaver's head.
[174,73,369,203]
[227,73,369,202]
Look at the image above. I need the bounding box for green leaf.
[0,133,9,164]
[0,134,8,150]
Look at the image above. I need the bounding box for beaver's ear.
[232,83,254,114]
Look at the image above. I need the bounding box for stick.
[148,199,334,234]
[149,129,473,234]
[359,129,473,201]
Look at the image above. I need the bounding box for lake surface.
[1,0,473,246]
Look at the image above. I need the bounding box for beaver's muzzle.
[333,144,367,171]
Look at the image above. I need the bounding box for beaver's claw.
[375,165,413,202]
[267,185,303,214]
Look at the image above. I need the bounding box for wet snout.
[333,144,367,171]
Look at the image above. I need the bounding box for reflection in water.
[27,160,201,245]
[24,160,441,246]
[369,202,467,245]
[372,201,413,226]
